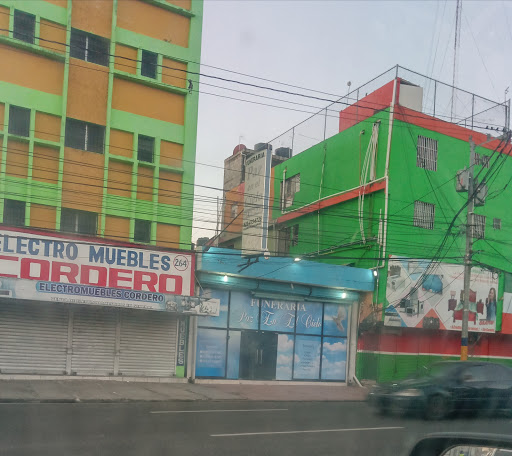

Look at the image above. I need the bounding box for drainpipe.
[348,299,360,385]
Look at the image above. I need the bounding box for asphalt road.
[0,400,510,456]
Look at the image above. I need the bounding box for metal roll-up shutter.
[71,307,117,376]
[0,301,68,375]
[119,310,177,377]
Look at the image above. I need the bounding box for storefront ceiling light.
[223,275,228,282]
[373,270,378,277]
[341,292,347,299]
[294,257,301,262]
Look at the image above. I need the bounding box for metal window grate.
[473,214,486,239]
[65,118,105,154]
[413,201,435,230]
[291,224,299,246]
[137,135,155,163]
[282,174,300,209]
[8,105,30,137]
[70,29,109,67]
[141,50,158,79]
[493,218,501,230]
[134,219,151,243]
[475,153,490,168]
[13,10,35,44]
[416,135,438,171]
[61,208,97,235]
[3,199,26,227]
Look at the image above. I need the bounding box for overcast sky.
[192,0,512,242]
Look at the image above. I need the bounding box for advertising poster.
[295,302,323,335]
[293,335,321,379]
[384,256,498,333]
[198,288,229,327]
[229,291,259,330]
[0,228,219,314]
[195,328,227,377]
[321,337,347,381]
[175,317,188,377]
[276,334,294,380]
[323,304,349,337]
[502,292,512,334]
[226,330,241,379]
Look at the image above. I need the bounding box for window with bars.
[413,201,435,230]
[65,118,105,154]
[8,105,31,137]
[137,135,155,163]
[13,10,35,44]
[473,214,486,239]
[493,218,501,230]
[70,29,110,66]
[475,154,490,168]
[282,174,300,210]
[3,199,26,227]
[416,135,438,171]
[61,208,97,235]
[291,224,299,246]
[141,50,158,79]
[134,219,151,243]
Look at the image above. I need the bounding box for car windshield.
[415,363,457,379]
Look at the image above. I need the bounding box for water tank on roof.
[275,147,292,159]
[254,142,272,152]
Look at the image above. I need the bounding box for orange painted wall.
[6,140,28,178]
[137,165,154,201]
[0,103,4,130]
[160,140,183,167]
[107,160,132,198]
[112,78,185,125]
[32,145,59,184]
[39,20,67,54]
[158,170,181,206]
[156,223,180,248]
[222,185,244,234]
[67,60,109,125]
[117,1,190,48]
[110,129,133,157]
[0,44,64,95]
[104,215,130,241]
[35,112,61,142]
[30,204,57,230]
[62,148,104,211]
[162,58,187,88]
[0,6,9,37]
[114,44,137,74]
[72,0,113,38]
[166,0,191,10]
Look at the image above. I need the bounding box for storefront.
[0,227,218,378]
[194,248,375,383]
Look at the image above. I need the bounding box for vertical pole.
[291,127,295,155]
[461,137,475,361]
[433,81,437,118]
[471,94,475,130]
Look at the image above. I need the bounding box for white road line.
[150,408,288,414]
[211,426,404,437]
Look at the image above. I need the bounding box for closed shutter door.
[119,310,177,377]
[71,307,117,376]
[0,302,68,374]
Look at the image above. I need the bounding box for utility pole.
[460,137,475,361]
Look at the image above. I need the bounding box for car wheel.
[424,395,447,420]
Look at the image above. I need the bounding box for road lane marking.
[211,426,404,437]
[151,408,288,414]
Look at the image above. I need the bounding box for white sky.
[192,0,512,242]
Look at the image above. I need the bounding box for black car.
[367,361,512,419]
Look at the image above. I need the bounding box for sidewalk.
[0,378,369,403]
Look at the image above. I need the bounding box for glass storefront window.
[321,336,347,381]
[276,334,294,380]
[195,327,227,377]
[229,291,259,330]
[198,288,229,328]
[295,301,322,335]
[259,299,296,333]
[323,303,349,337]
[293,335,321,380]
[226,330,241,379]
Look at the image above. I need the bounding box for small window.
[65,118,105,154]
[61,208,97,235]
[416,135,438,171]
[70,28,109,66]
[134,219,151,243]
[291,224,299,246]
[473,214,486,239]
[8,105,31,137]
[282,174,300,210]
[13,10,35,44]
[493,218,501,230]
[413,201,435,230]
[3,200,25,227]
[137,135,155,163]
[230,203,239,219]
[475,154,490,168]
[141,50,158,79]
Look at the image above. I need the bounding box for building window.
[230,203,239,219]
[70,29,109,66]
[141,50,158,79]
[493,218,501,230]
[8,105,31,137]
[416,135,438,171]
[13,10,35,44]
[65,118,105,154]
[291,224,299,246]
[413,201,435,230]
[475,153,490,168]
[473,214,486,239]
[137,135,155,163]
[282,174,300,210]
[3,200,25,227]
[134,219,151,243]
[61,208,97,235]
